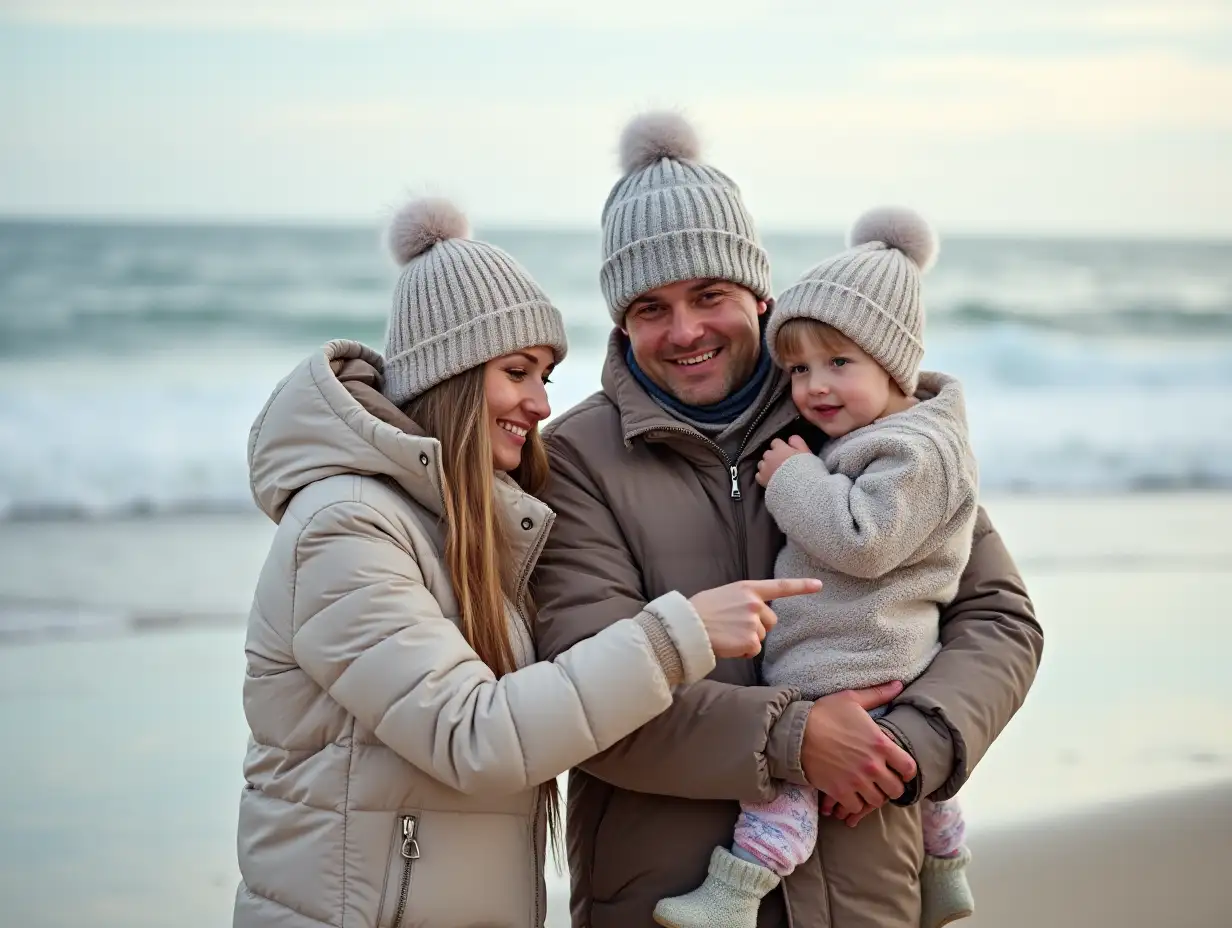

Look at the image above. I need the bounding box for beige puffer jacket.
[234,340,716,928]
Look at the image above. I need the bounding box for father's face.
[622,279,767,407]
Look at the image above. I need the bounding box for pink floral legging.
[735,782,966,877]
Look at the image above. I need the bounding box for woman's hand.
[689,578,822,658]
[756,436,811,487]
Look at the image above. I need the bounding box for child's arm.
[763,428,953,579]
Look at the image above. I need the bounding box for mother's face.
[483,346,555,472]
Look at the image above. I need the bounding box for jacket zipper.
[731,398,784,578]
[627,396,787,584]
[627,423,724,456]
[516,514,552,928]
[728,464,742,500]
[627,426,745,541]
[514,512,556,606]
[391,814,420,928]
[735,396,784,470]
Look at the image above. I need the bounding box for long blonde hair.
[403,363,561,847]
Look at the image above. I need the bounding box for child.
[654,208,978,928]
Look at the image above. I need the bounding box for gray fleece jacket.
[762,372,978,698]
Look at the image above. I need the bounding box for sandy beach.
[1,493,1230,926]
[967,783,1232,928]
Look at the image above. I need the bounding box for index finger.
[746,577,823,602]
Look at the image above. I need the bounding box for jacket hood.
[879,370,976,497]
[910,371,969,437]
[247,339,450,523]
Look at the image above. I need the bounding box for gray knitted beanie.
[381,197,568,407]
[766,207,939,396]
[600,111,771,323]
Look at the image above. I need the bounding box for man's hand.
[801,682,917,823]
[822,723,916,827]
[756,436,811,487]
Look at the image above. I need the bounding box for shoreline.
[4,484,1232,525]
[2,491,1230,646]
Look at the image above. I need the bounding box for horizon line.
[2,212,1231,245]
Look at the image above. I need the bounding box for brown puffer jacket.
[534,332,1043,928]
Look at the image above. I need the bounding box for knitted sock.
[920,846,974,928]
[653,846,780,928]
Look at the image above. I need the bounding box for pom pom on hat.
[848,206,939,273]
[619,110,702,174]
[388,197,471,266]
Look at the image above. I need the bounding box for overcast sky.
[2,0,1230,235]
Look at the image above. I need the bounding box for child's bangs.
[776,319,856,360]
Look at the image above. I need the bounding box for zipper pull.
[730,465,742,500]
[401,816,421,860]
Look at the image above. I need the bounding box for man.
[534,111,1042,928]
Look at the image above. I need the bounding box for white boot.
[653,847,780,928]
[920,846,974,928]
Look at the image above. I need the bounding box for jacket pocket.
[375,813,420,928]
[374,808,535,927]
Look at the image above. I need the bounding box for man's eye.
[700,291,723,303]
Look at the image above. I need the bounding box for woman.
[234,198,809,928]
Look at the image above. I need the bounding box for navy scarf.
[626,335,773,426]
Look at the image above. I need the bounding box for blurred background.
[1,2,1230,926]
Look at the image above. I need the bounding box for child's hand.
[821,795,870,828]
[756,436,811,487]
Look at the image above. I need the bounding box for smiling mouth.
[497,420,529,439]
[672,348,720,367]
[815,406,842,417]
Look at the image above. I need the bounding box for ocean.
[3,219,1232,520]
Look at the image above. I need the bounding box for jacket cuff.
[766,699,812,786]
[642,590,716,685]
[877,705,957,803]
[633,613,685,687]
[875,719,921,806]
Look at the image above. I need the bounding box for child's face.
[781,333,899,439]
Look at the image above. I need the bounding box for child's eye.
[789,364,808,375]
[831,357,849,368]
